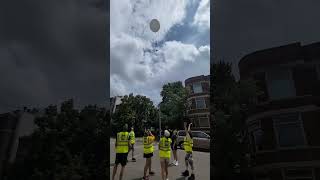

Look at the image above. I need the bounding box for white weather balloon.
[149,19,160,33]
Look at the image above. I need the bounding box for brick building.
[239,42,320,180]
[185,75,210,134]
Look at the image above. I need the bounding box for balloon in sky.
[149,19,160,33]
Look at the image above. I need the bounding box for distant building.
[0,110,39,179]
[239,42,320,180]
[185,75,210,134]
[110,96,123,114]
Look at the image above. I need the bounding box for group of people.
[112,123,195,180]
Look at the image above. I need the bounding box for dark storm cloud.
[0,0,108,113]
[213,0,320,76]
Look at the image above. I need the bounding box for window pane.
[253,129,263,150]
[193,82,203,93]
[198,132,208,138]
[266,69,295,100]
[178,131,186,136]
[191,132,200,137]
[285,168,313,178]
[199,118,209,127]
[276,123,305,147]
[196,98,206,109]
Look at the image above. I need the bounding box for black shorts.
[115,153,128,166]
[143,152,153,158]
[171,144,178,150]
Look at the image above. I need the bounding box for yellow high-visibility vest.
[143,135,154,154]
[129,131,135,144]
[159,137,172,158]
[184,136,193,153]
[116,132,129,153]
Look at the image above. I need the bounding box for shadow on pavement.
[176,177,187,180]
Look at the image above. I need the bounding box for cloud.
[111,0,189,42]
[193,0,210,31]
[0,0,107,113]
[110,0,210,105]
[213,0,320,77]
[110,39,210,104]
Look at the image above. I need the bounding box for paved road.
[110,138,210,180]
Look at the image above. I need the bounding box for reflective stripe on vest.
[184,136,193,153]
[116,132,129,153]
[143,136,154,154]
[159,137,171,158]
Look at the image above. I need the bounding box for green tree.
[159,81,188,129]
[111,94,158,137]
[211,61,262,179]
[8,99,109,180]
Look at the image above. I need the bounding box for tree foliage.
[111,94,158,137]
[211,61,262,179]
[159,81,188,129]
[8,99,109,180]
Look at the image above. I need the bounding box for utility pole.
[159,105,161,139]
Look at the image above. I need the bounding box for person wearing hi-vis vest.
[128,127,136,162]
[112,124,130,180]
[182,122,195,180]
[142,129,155,180]
[159,130,172,180]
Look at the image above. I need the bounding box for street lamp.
[159,105,161,139]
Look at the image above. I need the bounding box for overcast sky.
[213,0,320,77]
[0,0,107,113]
[110,0,210,106]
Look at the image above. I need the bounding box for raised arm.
[188,123,192,131]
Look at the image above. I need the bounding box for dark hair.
[123,124,128,131]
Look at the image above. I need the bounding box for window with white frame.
[193,82,203,93]
[195,97,206,109]
[273,113,306,148]
[284,167,314,180]
[266,68,296,100]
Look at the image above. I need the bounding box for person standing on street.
[159,130,172,180]
[112,124,130,180]
[128,127,136,162]
[182,123,195,180]
[142,129,155,180]
[170,129,178,166]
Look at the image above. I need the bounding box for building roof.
[238,42,320,76]
[185,75,210,84]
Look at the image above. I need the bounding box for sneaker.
[182,170,189,176]
[149,171,155,176]
[171,160,176,165]
[175,161,179,166]
[188,174,195,180]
